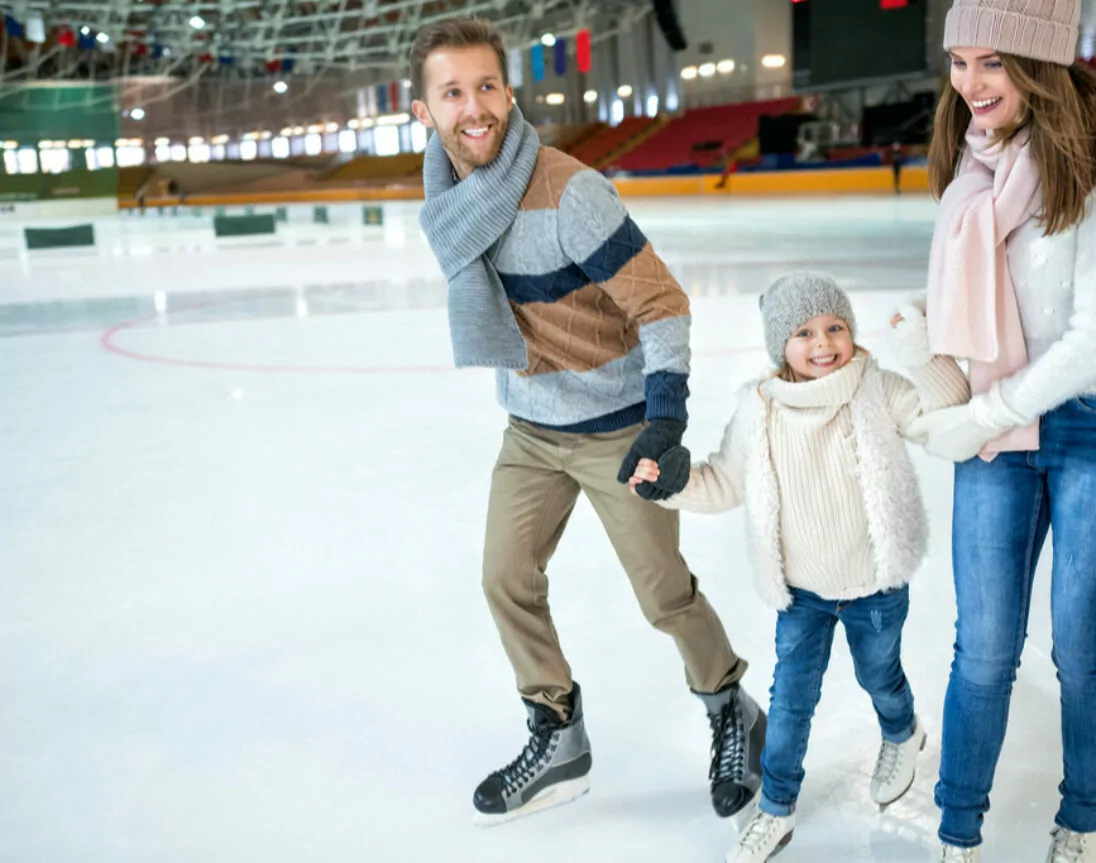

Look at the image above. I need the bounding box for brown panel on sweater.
[519,146,586,211]
[512,284,641,376]
[598,242,690,326]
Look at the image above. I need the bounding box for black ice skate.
[698,683,766,820]
[472,682,592,826]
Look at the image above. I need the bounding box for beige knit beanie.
[944,0,1081,66]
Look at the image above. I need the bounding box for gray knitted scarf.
[419,105,539,370]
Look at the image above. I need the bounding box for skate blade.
[874,729,927,811]
[472,775,591,827]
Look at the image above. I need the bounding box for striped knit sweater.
[485,146,690,432]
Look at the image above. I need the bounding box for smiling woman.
[929,30,1096,233]
[919,1,1096,861]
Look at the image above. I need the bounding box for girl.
[908,1,1096,860]
[631,272,970,863]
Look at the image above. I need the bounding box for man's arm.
[556,169,690,424]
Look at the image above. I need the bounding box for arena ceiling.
[0,0,649,83]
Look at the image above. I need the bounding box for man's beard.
[438,110,509,171]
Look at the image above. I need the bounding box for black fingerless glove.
[617,419,691,501]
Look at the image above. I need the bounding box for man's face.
[411,44,514,179]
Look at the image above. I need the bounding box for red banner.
[576,29,591,74]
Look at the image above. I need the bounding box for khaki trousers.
[482,417,747,719]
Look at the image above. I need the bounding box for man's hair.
[408,17,508,101]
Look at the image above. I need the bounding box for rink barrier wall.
[116,165,930,210]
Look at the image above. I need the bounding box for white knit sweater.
[661,352,970,608]
[1001,191,1096,421]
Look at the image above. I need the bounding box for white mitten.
[907,382,1026,461]
[888,303,933,369]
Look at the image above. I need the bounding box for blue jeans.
[759,586,917,817]
[936,397,1096,848]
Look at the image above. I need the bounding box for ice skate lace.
[708,697,745,785]
[739,813,783,853]
[1049,826,1091,863]
[940,845,978,863]
[873,738,902,785]
[494,722,555,796]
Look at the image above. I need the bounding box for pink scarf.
[926,125,1041,458]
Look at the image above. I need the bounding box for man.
[409,17,764,826]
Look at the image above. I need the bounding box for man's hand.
[617,419,690,501]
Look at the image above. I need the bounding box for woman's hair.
[928,56,1096,235]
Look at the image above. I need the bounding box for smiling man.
[409,17,764,826]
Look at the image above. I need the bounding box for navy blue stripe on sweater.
[577,216,648,283]
[523,402,648,434]
[498,216,648,306]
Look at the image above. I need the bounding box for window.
[239,139,258,161]
[116,146,146,167]
[17,148,39,174]
[338,129,357,154]
[373,125,400,156]
[410,122,428,153]
[188,143,211,163]
[304,133,322,156]
[39,147,72,174]
[272,136,290,159]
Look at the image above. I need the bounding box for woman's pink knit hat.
[944,0,1081,66]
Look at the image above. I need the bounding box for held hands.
[907,382,1027,462]
[628,455,691,500]
[616,418,691,501]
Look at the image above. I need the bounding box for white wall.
[672,0,792,103]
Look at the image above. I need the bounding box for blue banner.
[553,37,567,77]
[530,44,545,83]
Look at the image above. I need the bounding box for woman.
[911,1,1096,861]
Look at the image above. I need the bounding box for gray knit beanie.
[943,0,1081,66]
[759,272,857,367]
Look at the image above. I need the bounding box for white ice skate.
[871,717,926,808]
[939,842,980,862]
[1048,826,1096,863]
[728,810,795,863]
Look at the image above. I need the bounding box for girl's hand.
[628,458,661,494]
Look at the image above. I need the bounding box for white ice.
[0,197,1061,863]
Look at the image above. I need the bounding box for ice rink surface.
[0,196,1062,862]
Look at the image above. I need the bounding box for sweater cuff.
[645,371,689,422]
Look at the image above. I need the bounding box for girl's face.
[948,46,1024,133]
[783,314,855,381]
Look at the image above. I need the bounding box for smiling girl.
[631,272,970,862]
